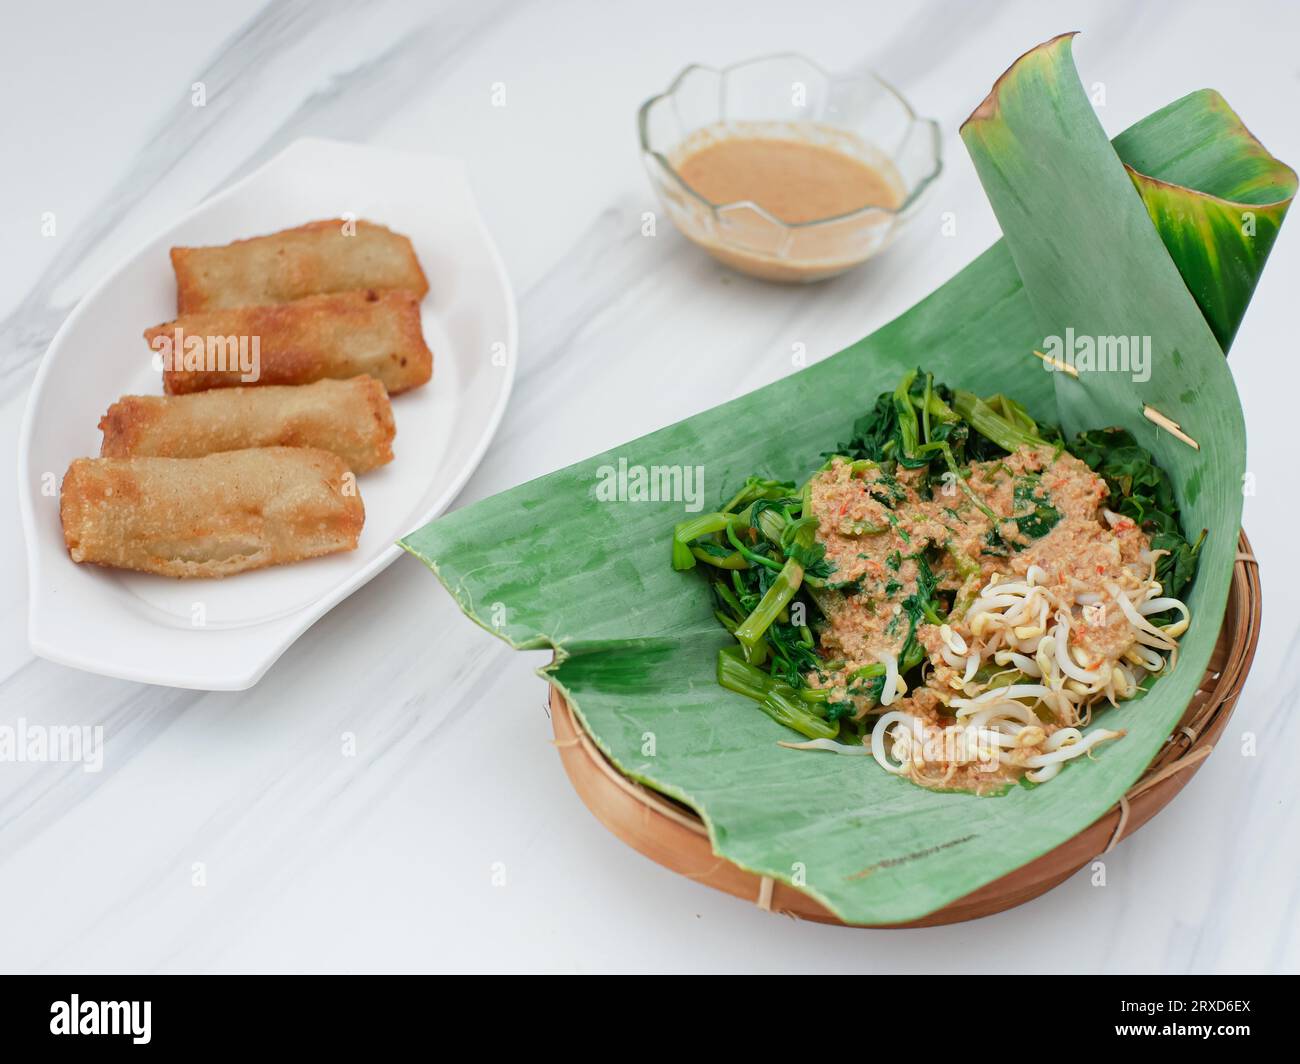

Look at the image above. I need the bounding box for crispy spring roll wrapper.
[149,290,432,395]
[99,377,395,473]
[170,219,429,312]
[60,447,365,579]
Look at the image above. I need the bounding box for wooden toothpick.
[1143,404,1200,450]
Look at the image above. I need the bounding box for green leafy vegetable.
[1068,428,1204,598]
[672,371,1203,743]
[1011,475,1062,539]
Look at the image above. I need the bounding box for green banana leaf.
[402,33,1289,924]
[1118,89,1296,351]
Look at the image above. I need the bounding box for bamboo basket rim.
[549,530,1261,928]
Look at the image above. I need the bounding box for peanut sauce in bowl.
[639,56,941,282]
[676,132,905,225]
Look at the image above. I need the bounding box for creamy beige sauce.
[676,137,903,224]
[665,123,907,282]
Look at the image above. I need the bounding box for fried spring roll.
[99,377,395,473]
[170,219,429,312]
[61,448,365,579]
[148,290,432,395]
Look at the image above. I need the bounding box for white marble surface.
[2,0,1298,973]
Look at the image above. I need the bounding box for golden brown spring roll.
[147,290,432,395]
[99,377,395,473]
[61,447,365,579]
[170,219,429,312]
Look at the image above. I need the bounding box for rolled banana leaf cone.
[402,33,1293,925]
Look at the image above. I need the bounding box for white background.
[1,0,1297,973]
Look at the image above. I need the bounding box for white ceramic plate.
[18,138,517,690]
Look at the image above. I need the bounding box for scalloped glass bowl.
[639,54,941,283]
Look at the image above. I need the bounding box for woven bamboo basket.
[549,531,1261,927]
